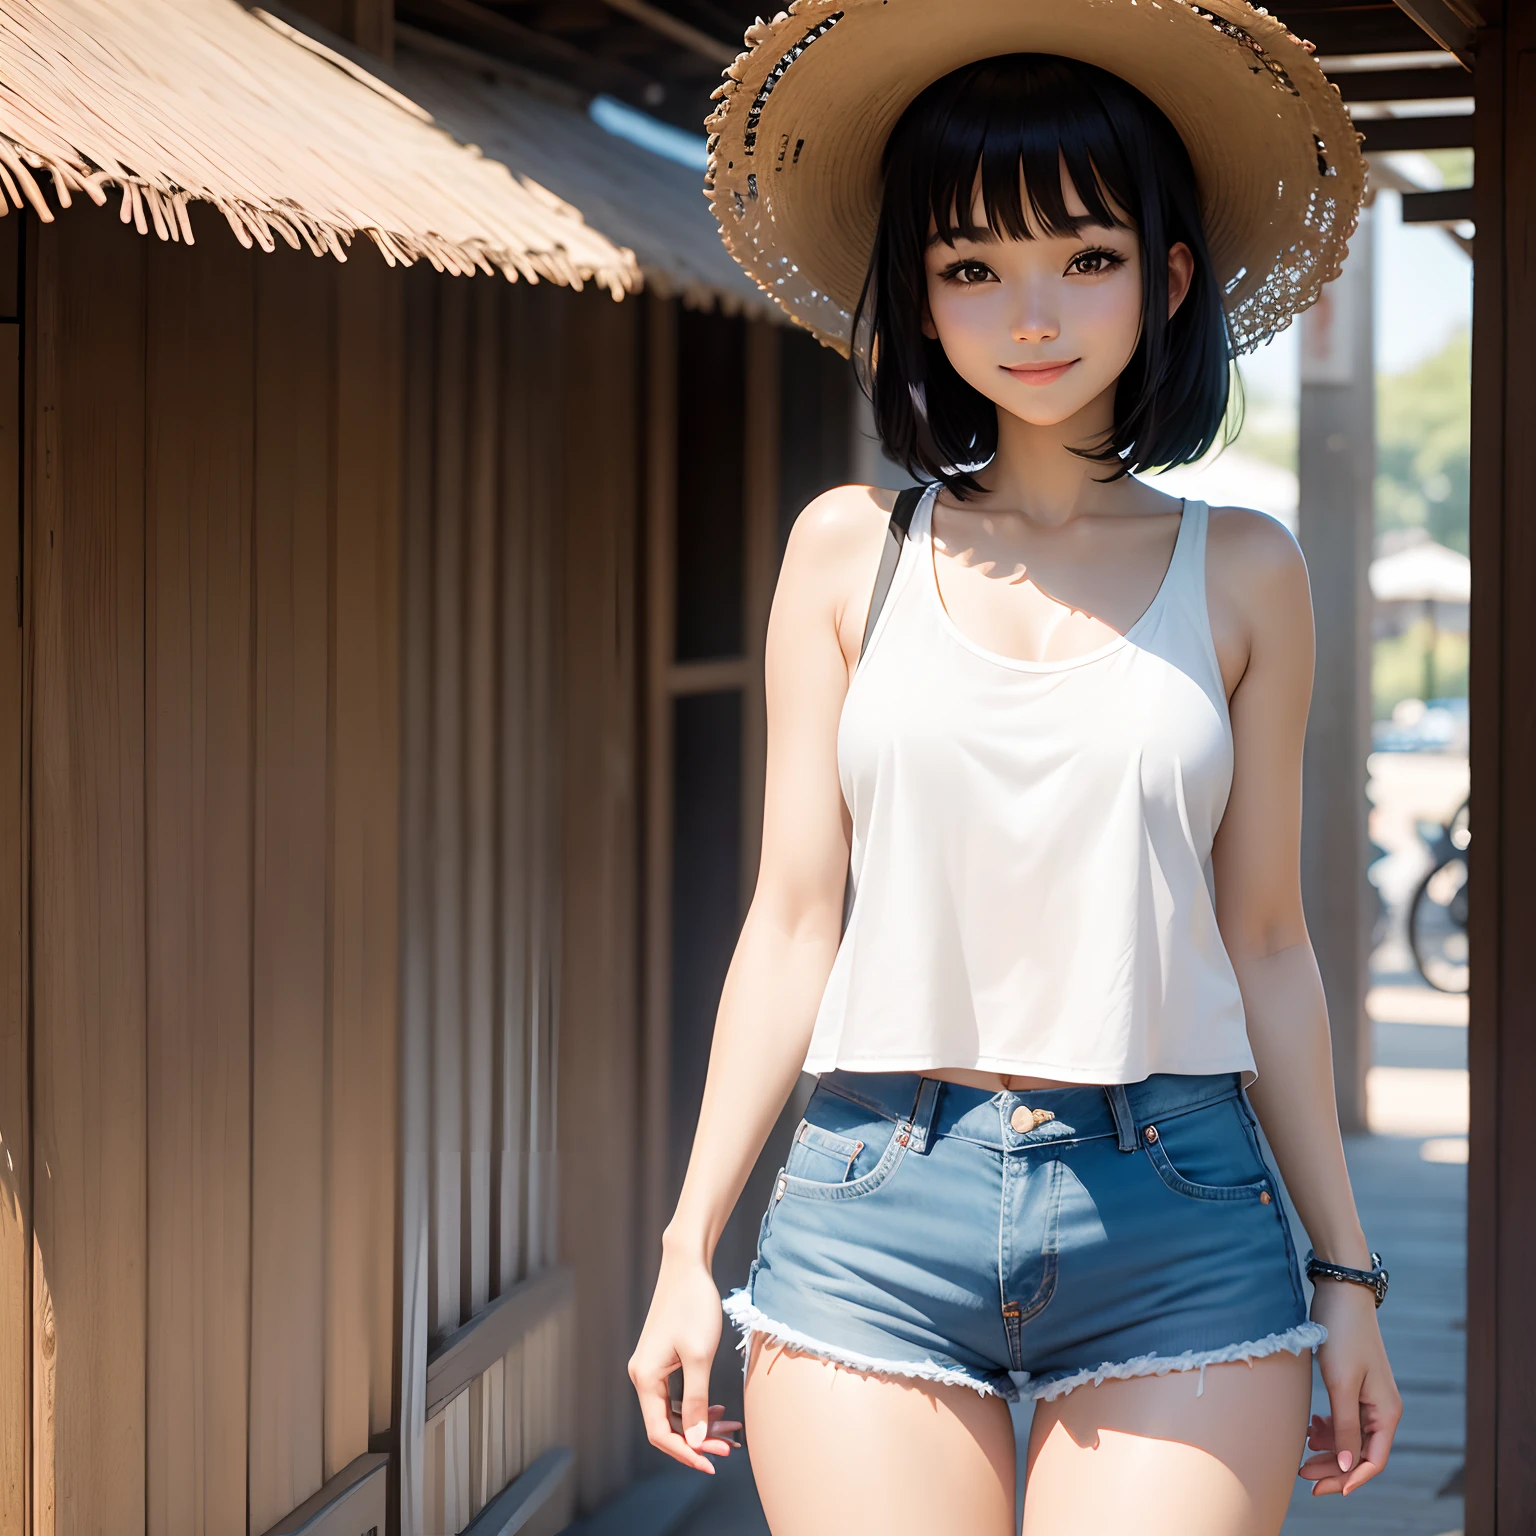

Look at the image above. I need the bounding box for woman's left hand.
[1299,1279,1402,1496]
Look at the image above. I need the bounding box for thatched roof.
[392,34,773,320]
[0,0,639,294]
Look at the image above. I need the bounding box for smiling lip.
[1001,359,1079,384]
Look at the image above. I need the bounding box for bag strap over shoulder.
[857,484,925,662]
[843,483,926,933]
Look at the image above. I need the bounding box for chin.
[992,394,1096,429]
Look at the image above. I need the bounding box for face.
[921,168,1194,432]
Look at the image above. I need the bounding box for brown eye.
[941,260,995,286]
[1067,249,1123,277]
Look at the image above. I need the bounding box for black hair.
[852,53,1235,496]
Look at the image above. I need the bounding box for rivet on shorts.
[775,1178,786,1200]
[898,1133,909,1146]
[1260,1191,1272,1204]
[1144,1125,1159,1144]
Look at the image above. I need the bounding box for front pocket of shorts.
[1140,1097,1272,1203]
[779,1089,907,1202]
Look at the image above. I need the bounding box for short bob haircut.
[852,53,1234,497]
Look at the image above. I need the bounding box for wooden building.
[3,0,1535,1534]
[0,3,853,1535]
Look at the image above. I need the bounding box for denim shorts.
[724,1070,1325,1402]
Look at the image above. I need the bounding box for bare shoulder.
[778,483,899,599]
[785,483,898,556]
[1207,504,1311,615]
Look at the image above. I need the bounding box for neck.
[968,385,1135,527]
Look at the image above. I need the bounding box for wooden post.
[1467,7,1536,1529]
[1296,202,1376,1135]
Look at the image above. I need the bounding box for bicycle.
[1408,796,1469,994]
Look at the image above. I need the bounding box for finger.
[667,1405,744,1442]
[1306,1413,1335,1450]
[637,1367,715,1473]
[1324,1378,1362,1477]
[1341,1420,1398,1495]
[678,1352,715,1456]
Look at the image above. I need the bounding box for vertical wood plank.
[494,288,531,1297]
[143,218,254,1536]
[424,1391,470,1536]
[501,1338,524,1485]
[468,1354,505,1511]
[398,266,439,1536]
[640,296,678,1305]
[328,240,403,1479]
[740,321,779,911]
[526,289,565,1279]
[0,214,27,1536]
[29,204,148,1536]
[248,247,331,1531]
[1487,18,1536,1530]
[462,280,500,1323]
[421,1405,446,1536]
[430,278,468,1341]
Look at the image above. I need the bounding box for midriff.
[925,1067,1087,1092]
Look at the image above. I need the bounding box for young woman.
[630,5,1398,1531]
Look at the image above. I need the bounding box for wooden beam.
[1465,6,1536,1525]
[1401,186,1476,222]
[1359,112,1476,150]
[256,1453,388,1536]
[396,0,658,103]
[1297,205,1376,1134]
[425,1265,575,1418]
[598,0,735,64]
[460,1446,574,1536]
[1392,0,1479,64]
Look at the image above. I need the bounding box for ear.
[1167,242,1195,319]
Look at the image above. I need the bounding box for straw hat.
[704,0,1366,356]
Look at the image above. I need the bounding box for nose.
[1010,282,1060,345]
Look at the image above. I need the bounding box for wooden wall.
[19,201,400,1536]
[397,268,589,1536]
[4,196,771,1536]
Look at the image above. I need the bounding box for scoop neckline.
[920,485,1193,675]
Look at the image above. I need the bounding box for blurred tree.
[1376,328,1470,556]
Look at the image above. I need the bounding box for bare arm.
[627,484,892,1470]
[1208,507,1401,1498]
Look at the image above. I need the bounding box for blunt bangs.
[854,54,1235,497]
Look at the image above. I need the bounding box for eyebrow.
[926,226,1000,249]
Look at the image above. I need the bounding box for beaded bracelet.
[1305,1249,1389,1307]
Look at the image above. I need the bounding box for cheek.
[926,284,1005,378]
[1071,273,1143,361]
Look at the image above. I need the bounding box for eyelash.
[937,247,1127,285]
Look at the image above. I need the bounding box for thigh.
[1022,1351,1311,1536]
[744,1336,1017,1536]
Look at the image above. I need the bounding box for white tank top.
[804,485,1256,1085]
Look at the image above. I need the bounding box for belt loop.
[905,1076,943,1154]
[1105,1085,1139,1152]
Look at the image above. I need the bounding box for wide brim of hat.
[704,0,1366,356]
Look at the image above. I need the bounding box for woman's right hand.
[627,1246,742,1472]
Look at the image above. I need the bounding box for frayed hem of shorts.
[1026,1322,1329,1403]
[721,1290,1014,1401]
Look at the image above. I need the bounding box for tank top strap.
[1161,498,1210,616]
